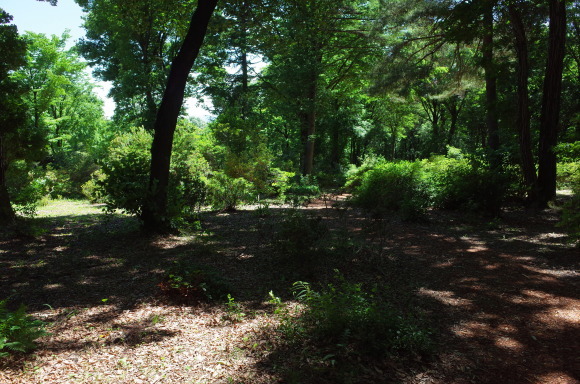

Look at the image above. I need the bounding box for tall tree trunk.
[482,1,500,166]
[509,4,537,205]
[0,136,14,225]
[302,71,317,176]
[141,0,218,233]
[537,0,566,207]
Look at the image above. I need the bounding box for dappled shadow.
[212,203,578,383]
[1,199,578,383]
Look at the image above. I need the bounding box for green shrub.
[6,161,46,217]
[557,162,580,189]
[288,276,432,357]
[0,300,47,357]
[352,161,428,221]
[558,173,580,243]
[96,127,210,224]
[158,259,230,303]
[81,169,107,203]
[207,172,255,211]
[423,156,520,215]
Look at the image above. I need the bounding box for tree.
[537,0,567,207]
[75,0,198,130]
[141,0,218,232]
[0,9,28,224]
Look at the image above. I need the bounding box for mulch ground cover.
[0,197,578,383]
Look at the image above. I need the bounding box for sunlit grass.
[35,199,106,218]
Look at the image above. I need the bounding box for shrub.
[96,127,210,225]
[352,161,428,221]
[558,173,580,243]
[158,259,230,303]
[423,156,521,215]
[207,172,255,211]
[557,162,580,189]
[0,300,47,357]
[288,276,432,357]
[6,161,46,217]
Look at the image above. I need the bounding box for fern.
[0,300,47,357]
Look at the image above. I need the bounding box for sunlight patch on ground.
[36,200,102,217]
[417,288,473,307]
[534,372,579,384]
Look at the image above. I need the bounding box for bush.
[96,127,210,225]
[6,161,46,217]
[0,300,47,357]
[557,162,580,189]
[352,161,428,221]
[207,172,255,211]
[288,276,432,357]
[158,259,230,303]
[424,156,521,215]
[558,173,580,243]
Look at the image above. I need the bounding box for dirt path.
[0,199,578,383]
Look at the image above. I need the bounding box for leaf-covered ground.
[0,197,578,384]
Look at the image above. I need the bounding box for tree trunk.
[509,4,538,205]
[301,73,317,176]
[141,0,218,233]
[482,1,500,166]
[0,136,14,225]
[537,0,566,207]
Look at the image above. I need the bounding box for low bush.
[207,172,255,211]
[6,161,46,217]
[558,172,580,243]
[0,300,47,357]
[352,160,428,221]
[96,127,210,225]
[158,259,230,303]
[284,276,432,357]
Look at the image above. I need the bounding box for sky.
[0,0,212,120]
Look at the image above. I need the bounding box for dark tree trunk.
[301,74,317,176]
[509,4,538,205]
[482,1,500,166]
[141,0,218,233]
[0,136,14,225]
[537,0,566,207]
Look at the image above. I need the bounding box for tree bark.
[0,135,15,225]
[508,4,537,205]
[141,0,218,233]
[482,1,500,166]
[537,0,566,207]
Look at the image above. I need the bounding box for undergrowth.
[0,300,47,358]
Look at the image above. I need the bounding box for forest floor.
[0,195,578,384]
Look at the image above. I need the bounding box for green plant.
[352,160,428,221]
[223,294,246,323]
[158,259,230,303]
[288,276,432,357]
[207,172,255,211]
[558,173,580,243]
[96,127,210,225]
[0,300,48,357]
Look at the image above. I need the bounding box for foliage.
[285,276,432,357]
[158,258,230,303]
[424,156,522,215]
[96,126,210,225]
[556,162,580,189]
[6,161,46,217]
[352,160,429,221]
[558,173,580,243]
[222,294,246,323]
[206,172,255,211]
[0,300,47,357]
